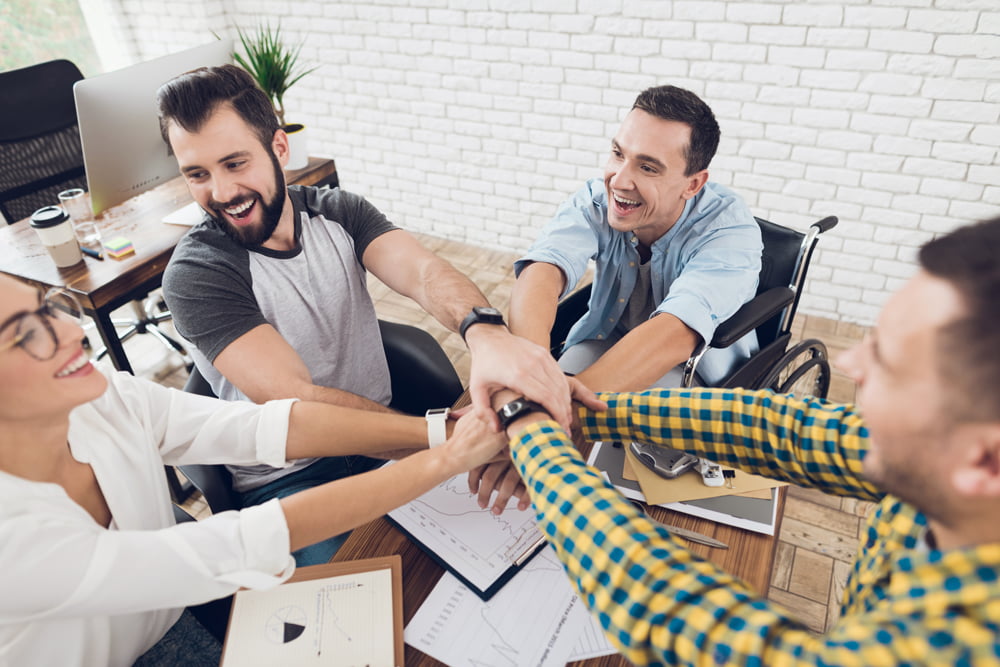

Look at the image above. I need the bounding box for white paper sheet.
[387,473,544,593]
[221,568,395,666]
[161,201,204,225]
[568,612,620,661]
[405,546,616,666]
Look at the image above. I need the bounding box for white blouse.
[0,366,298,666]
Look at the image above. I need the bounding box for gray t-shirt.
[164,185,396,491]
[615,259,655,335]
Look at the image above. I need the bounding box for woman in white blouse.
[0,274,504,666]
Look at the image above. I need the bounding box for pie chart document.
[221,566,396,666]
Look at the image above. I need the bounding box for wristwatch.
[425,407,450,448]
[458,306,506,341]
[496,397,548,430]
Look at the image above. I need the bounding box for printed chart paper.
[388,473,544,595]
[221,567,396,666]
[405,546,616,666]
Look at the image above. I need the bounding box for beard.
[862,436,958,525]
[208,151,287,247]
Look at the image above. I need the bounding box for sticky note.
[104,236,135,259]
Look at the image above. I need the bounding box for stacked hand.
[465,376,607,515]
[465,326,574,431]
[440,410,510,473]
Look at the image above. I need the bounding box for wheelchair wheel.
[759,339,831,399]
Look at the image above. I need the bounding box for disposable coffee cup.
[30,205,83,268]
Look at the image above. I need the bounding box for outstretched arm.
[282,411,508,551]
[575,313,700,392]
[213,323,394,412]
[362,229,573,430]
[508,261,567,349]
[492,394,881,667]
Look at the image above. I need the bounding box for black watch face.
[501,399,526,421]
[499,398,544,428]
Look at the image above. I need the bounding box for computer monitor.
[73,39,233,215]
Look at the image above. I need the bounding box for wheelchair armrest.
[379,320,463,415]
[711,287,795,349]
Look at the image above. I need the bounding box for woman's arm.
[281,411,506,551]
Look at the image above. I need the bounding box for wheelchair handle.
[811,216,838,234]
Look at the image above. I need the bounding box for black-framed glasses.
[0,289,83,361]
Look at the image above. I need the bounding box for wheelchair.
[549,215,838,398]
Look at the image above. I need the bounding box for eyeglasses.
[0,289,83,361]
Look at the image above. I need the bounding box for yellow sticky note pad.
[104,236,135,259]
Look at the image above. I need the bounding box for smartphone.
[628,441,699,479]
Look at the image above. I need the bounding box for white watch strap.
[425,407,450,448]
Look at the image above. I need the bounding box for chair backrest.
[753,218,807,347]
[0,59,87,223]
[379,319,463,414]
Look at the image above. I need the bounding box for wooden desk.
[0,157,338,373]
[333,446,786,666]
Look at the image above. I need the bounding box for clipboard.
[385,471,547,601]
[220,556,404,666]
[386,513,545,601]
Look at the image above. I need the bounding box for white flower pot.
[284,123,309,170]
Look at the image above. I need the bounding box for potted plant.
[233,22,317,170]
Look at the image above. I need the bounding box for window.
[1,0,101,74]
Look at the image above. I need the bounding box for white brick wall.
[92,0,999,325]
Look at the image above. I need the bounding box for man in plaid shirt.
[476,216,1000,665]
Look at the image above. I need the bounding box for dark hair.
[632,85,720,176]
[156,64,278,153]
[919,216,1000,421]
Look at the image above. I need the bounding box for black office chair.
[0,58,190,368]
[175,319,465,514]
[551,215,839,398]
[0,60,88,223]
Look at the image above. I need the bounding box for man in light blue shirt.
[509,85,762,390]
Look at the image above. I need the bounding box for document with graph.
[405,545,617,666]
[386,472,546,600]
[220,557,403,666]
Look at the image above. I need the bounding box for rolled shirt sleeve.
[514,180,605,299]
[0,367,301,623]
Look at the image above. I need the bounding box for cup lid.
[29,206,70,229]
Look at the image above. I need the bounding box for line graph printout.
[388,474,544,593]
[405,545,616,666]
[221,568,395,666]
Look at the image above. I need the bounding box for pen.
[514,534,547,566]
[81,246,104,260]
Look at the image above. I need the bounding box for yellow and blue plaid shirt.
[510,388,1000,666]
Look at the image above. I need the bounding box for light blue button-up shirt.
[515,178,762,385]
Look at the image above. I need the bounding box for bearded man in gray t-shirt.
[158,65,581,565]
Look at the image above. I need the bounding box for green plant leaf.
[232,21,316,126]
